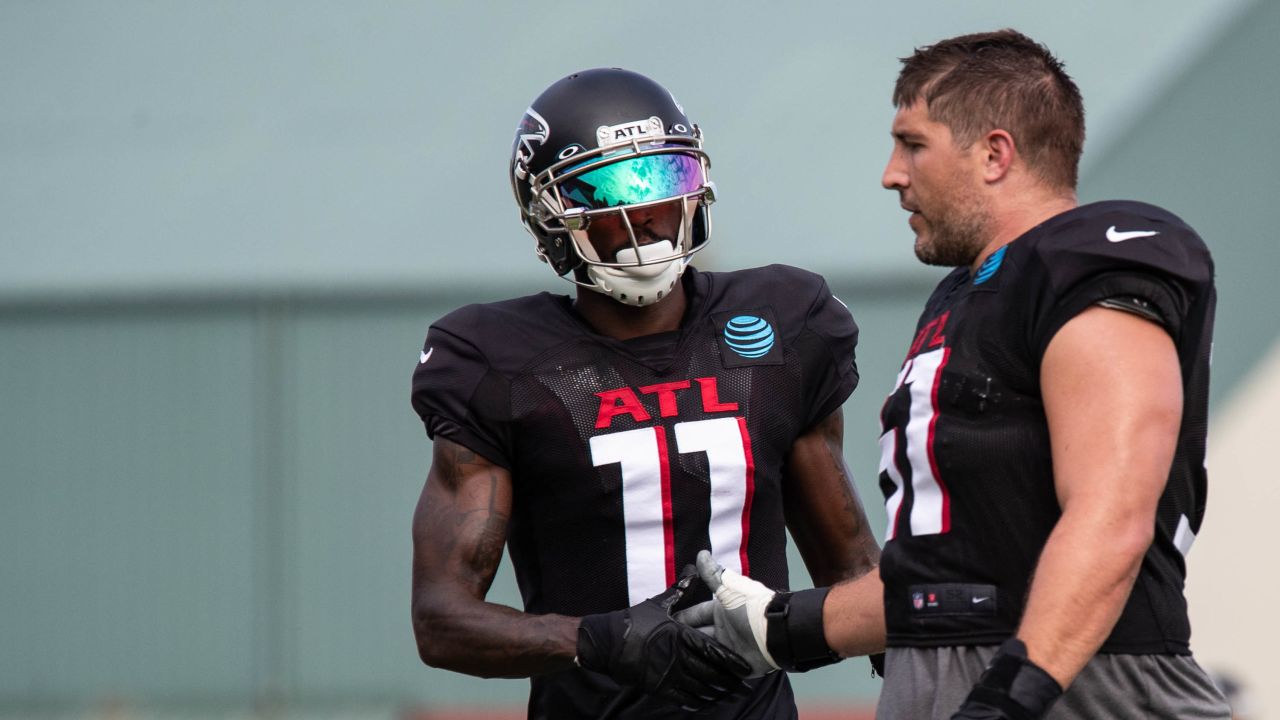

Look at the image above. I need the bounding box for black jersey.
[412,265,859,719]
[877,201,1215,654]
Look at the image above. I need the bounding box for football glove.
[675,550,839,677]
[950,638,1063,720]
[576,567,752,712]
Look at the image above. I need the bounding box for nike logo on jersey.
[419,348,434,364]
[1106,226,1160,243]
[909,583,997,615]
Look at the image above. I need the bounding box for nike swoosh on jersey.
[1106,226,1160,242]
[419,348,434,364]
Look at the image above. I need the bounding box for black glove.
[577,569,753,712]
[869,652,886,678]
[950,638,1063,720]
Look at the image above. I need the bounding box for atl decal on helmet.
[723,315,776,358]
[595,116,664,147]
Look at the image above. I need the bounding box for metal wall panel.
[0,1,1254,297]
[286,303,531,705]
[0,309,260,700]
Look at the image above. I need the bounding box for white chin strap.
[585,240,686,307]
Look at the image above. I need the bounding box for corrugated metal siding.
[0,310,259,699]
[0,298,546,709]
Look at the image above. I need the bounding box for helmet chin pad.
[585,240,686,307]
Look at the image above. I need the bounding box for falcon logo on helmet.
[512,109,549,182]
[509,68,716,307]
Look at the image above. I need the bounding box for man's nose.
[882,150,908,190]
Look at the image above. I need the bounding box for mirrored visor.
[558,152,704,211]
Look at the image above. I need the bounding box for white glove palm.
[674,550,780,678]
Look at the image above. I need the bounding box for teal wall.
[1,308,260,701]
[0,0,1254,297]
[0,298,459,707]
[1081,0,1280,400]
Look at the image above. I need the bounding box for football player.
[409,68,881,719]
[679,29,1231,720]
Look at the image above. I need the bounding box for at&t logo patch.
[724,315,775,358]
[713,308,783,368]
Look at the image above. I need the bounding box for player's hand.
[950,639,1062,720]
[576,567,752,711]
[674,550,780,677]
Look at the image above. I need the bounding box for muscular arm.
[784,408,880,585]
[411,438,578,678]
[783,408,886,656]
[1017,306,1182,687]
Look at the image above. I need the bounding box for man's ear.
[981,129,1017,183]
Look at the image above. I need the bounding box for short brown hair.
[894,29,1085,190]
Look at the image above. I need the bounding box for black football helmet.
[510,68,715,305]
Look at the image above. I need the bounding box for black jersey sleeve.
[797,279,860,429]
[410,308,514,469]
[1025,202,1213,360]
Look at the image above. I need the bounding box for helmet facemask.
[524,137,715,307]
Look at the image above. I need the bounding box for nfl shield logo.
[912,592,924,610]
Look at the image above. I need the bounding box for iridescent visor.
[558,152,704,211]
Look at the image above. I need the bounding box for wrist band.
[764,587,839,672]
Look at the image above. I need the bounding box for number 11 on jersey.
[590,417,755,604]
[880,346,951,540]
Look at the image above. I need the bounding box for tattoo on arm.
[786,409,881,586]
[426,445,511,595]
[817,411,866,522]
[411,439,578,676]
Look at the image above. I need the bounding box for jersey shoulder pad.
[1013,201,1212,357]
[702,265,859,425]
[702,264,852,344]
[411,293,574,468]
[429,293,580,375]
[1023,200,1213,292]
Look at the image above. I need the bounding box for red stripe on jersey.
[889,429,907,541]
[926,347,952,533]
[655,426,676,587]
[737,416,756,576]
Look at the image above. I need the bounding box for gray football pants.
[875,646,1231,719]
